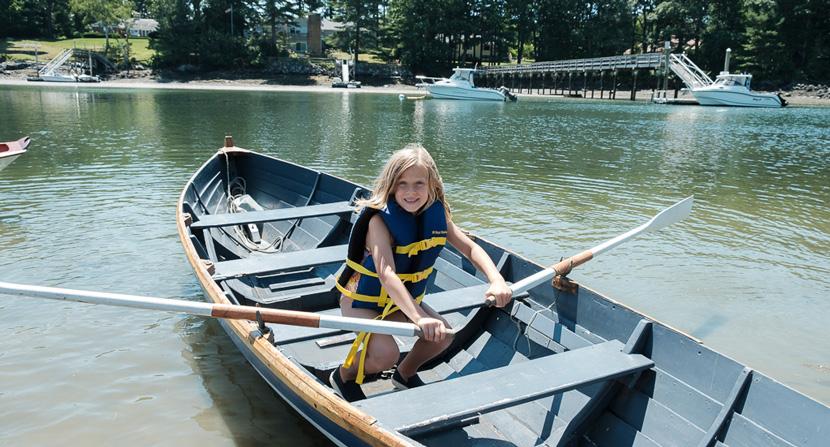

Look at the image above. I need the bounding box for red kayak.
[0,136,30,171]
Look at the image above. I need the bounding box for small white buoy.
[398,94,405,101]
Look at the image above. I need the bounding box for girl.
[330,144,512,402]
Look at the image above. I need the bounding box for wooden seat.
[353,340,654,436]
[212,244,347,280]
[191,201,354,230]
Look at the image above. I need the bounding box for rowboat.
[0,136,30,172]
[175,139,828,446]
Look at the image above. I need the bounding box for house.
[125,18,158,37]
[281,14,342,57]
[90,17,158,38]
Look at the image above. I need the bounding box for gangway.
[668,53,712,89]
[38,48,74,77]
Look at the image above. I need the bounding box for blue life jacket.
[336,200,447,308]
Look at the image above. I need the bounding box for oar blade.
[590,196,693,257]
[646,195,694,232]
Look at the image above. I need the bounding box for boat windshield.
[715,75,750,88]
[450,70,473,84]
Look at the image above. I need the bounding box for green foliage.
[0,0,826,83]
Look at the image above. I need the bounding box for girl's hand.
[486,279,513,308]
[417,317,447,342]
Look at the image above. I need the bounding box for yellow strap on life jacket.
[343,293,425,384]
[395,237,447,257]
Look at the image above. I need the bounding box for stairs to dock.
[668,53,712,89]
[39,48,74,76]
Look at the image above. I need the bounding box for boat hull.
[692,89,783,107]
[0,136,30,172]
[178,147,829,447]
[426,84,506,101]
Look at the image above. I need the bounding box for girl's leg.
[338,296,400,381]
[392,303,452,379]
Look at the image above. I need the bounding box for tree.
[740,0,788,82]
[330,0,376,72]
[70,0,132,51]
[698,0,744,75]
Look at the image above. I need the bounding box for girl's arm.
[446,220,513,307]
[366,215,447,341]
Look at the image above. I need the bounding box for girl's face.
[394,165,429,213]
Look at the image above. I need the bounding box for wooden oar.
[0,196,692,338]
[0,282,423,337]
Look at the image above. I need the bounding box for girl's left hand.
[485,279,512,308]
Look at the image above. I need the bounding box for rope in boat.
[510,292,558,357]
[222,151,284,253]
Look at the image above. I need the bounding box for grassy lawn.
[328,50,387,64]
[1,37,154,64]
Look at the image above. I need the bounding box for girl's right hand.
[417,317,447,342]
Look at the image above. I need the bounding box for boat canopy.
[714,73,752,89]
[449,68,476,86]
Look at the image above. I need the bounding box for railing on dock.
[482,53,662,74]
[668,54,712,89]
[476,48,709,104]
[39,48,74,76]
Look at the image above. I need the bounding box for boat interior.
[180,150,826,447]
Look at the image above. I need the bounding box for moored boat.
[690,48,785,108]
[177,139,828,446]
[691,73,785,108]
[0,136,30,172]
[418,68,516,101]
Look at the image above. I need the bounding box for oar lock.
[254,305,275,343]
[552,257,579,294]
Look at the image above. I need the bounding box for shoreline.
[2,76,828,106]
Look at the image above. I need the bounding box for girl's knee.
[367,337,400,371]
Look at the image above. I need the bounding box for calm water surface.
[1,85,828,445]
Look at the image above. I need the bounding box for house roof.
[321,18,343,32]
[127,18,159,32]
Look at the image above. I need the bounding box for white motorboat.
[690,48,785,108]
[692,73,785,108]
[417,68,516,101]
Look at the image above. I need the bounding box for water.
[1,86,828,444]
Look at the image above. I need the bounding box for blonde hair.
[358,144,451,218]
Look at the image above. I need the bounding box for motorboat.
[691,48,785,108]
[331,77,361,89]
[0,136,30,172]
[417,68,516,101]
[691,73,785,107]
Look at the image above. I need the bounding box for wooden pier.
[478,52,695,103]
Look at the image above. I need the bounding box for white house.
[91,17,158,38]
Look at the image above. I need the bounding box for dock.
[477,46,708,104]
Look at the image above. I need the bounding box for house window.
[295,42,307,53]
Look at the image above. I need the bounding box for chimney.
[307,14,322,57]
